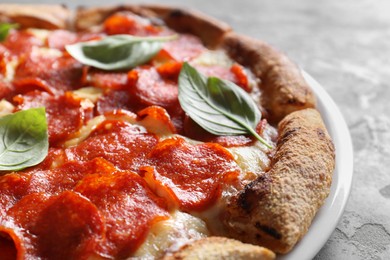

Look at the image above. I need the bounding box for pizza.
[0,4,335,260]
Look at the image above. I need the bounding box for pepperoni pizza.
[0,4,335,260]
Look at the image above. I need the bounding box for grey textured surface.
[7,0,390,259]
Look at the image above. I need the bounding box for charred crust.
[168,9,185,18]
[237,174,271,213]
[255,222,282,240]
[222,109,335,254]
[278,127,300,146]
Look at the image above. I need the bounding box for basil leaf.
[0,108,49,172]
[178,62,271,148]
[0,23,18,42]
[65,34,177,71]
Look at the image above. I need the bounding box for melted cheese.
[26,28,50,43]
[192,49,233,67]
[31,46,63,59]
[0,99,15,117]
[4,58,18,82]
[227,144,271,182]
[133,211,209,258]
[63,115,107,148]
[72,87,104,103]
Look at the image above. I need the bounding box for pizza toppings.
[128,65,179,110]
[14,91,93,146]
[0,6,289,259]
[65,121,159,172]
[178,62,271,148]
[75,170,169,257]
[1,29,43,56]
[104,12,165,36]
[142,137,241,211]
[12,52,83,96]
[65,34,177,71]
[2,191,105,259]
[0,107,48,171]
[159,34,206,62]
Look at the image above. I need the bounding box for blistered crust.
[221,32,316,124]
[0,4,71,29]
[222,108,335,253]
[162,237,275,260]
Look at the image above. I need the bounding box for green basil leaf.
[0,108,49,172]
[65,34,177,71]
[178,62,271,148]
[0,23,18,42]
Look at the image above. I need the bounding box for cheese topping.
[134,211,209,258]
[0,99,14,117]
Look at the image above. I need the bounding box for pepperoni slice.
[25,158,116,195]
[142,137,241,211]
[12,77,54,95]
[128,67,179,109]
[3,191,105,260]
[14,91,93,146]
[0,232,16,260]
[0,174,29,219]
[88,70,129,91]
[65,123,158,172]
[128,66,180,110]
[47,30,78,50]
[103,12,164,36]
[96,90,134,115]
[1,30,43,56]
[75,170,169,258]
[159,34,205,61]
[47,30,101,51]
[0,80,14,100]
[14,50,84,94]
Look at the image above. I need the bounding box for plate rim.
[278,71,354,260]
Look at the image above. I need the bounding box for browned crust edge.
[221,32,316,124]
[0,4,71,30]
[162,237,275,260]
[222,108,335,253]
[74,4,231,48]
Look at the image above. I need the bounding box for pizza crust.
[162,237,275,260]
[141,5,231,48]
[74,5,159,32]
[0,4,71,29]
[221,32,316,124]
[222,108,335,253]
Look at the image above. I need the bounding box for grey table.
[7,0,390,259]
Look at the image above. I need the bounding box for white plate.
[278,71,354,260]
